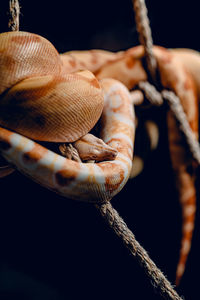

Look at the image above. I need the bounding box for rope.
[162,90,200,163]
[139,81,200,163]
[131,0,200,298]
[132,0,200,165]
[59,143,82,162]
[138,81,163,105]
[96,202,183,300]
[8,0,20,31]
[132,0,157,81]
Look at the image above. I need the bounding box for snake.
[0,30,199,285]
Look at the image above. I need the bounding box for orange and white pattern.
[0,31,199,284]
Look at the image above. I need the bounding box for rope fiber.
[132,0,157,82]
[8,0,20,31]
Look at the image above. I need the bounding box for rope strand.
[8,0,20,31]
[132,0,157,81]
[138,81,163,105]
[96,202,183,300]
[162,90,200,163]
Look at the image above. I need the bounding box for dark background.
[0,0,200,299]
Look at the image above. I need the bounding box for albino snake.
[0,31,200,285]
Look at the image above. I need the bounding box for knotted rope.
[133,0,200,165]
[6,1,183,299]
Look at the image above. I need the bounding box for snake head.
[72,133,118,161]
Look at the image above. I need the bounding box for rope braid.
[8,0,20,31]
[132,0,157,81]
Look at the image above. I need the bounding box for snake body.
[0,31,199,284]
[0,32,104,142]
[95,46,199,285]
[0,77,135,202]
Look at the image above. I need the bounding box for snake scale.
[0,30,200,285]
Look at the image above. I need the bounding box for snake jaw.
[72,133,118,162]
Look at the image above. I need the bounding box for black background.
[0,0,200,299]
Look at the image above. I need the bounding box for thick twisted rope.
[138,81,163,105]
[96,203,183,300]
[132,0,157,81]
[8,0,20,31]
[163,90,200,163]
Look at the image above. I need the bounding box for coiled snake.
[0,30,199,285]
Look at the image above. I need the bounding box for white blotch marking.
[112,159,128,172]
[181,189,195,203]
[6,133,34,154]
[103,81,134,116]
[184,205,196,217]
[110,94,122,108]
[8,134,36,169]
[117,153,132,167]
[104,133,133,148]
[9,133,22,149]
[183,222,194,232]
[38,150,66,172]
[22,140,35,153]
[76,163,90,182]
[104,83,130,104]
[111,112,135,127]
[53,154,70,172]
[176,263,185,277]
[181,240,191,255]
[91,164,106,185]
[11,136,35,153]
[38,151,56,167]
